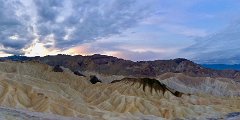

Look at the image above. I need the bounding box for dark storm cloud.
[1,47,25,55]
[0,0,157,55]
[34,0,156,49]
[1,39,27,50]
[0,0,35,54]
[34,0,63,22]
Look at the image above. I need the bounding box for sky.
[1,0,240,64]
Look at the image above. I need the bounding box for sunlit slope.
[157,72,240,96]
[0,61,239,120]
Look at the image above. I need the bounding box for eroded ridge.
[0,61,239,120]
[112,78,184,97]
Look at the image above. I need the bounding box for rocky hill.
[1,54,240,81]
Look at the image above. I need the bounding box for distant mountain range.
[1,54,240,81]
[202,64,240,70]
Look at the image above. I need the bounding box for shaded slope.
[112,78,184,97]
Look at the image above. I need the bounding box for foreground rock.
[0,61,239,120]
[0,107,81,120]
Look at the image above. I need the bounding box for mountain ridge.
[1,54,240,81]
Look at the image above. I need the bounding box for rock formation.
[73,71,85,77]
[53,65,64,72]
[0,61,239,119]
[89,75,102,84]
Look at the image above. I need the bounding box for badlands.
[0,58,240,119]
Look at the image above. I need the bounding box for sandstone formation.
[0,61,239,119]
[157,73,240,97]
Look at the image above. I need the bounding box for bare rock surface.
[0,106,81,120]
[0,61,239,120]
[157,73,240,97]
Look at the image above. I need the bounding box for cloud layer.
[184,20,240,64]
[0,0,35,55]
[0,0,157,55]
[1,0,240,63]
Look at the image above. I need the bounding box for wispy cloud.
[160,24,207,37]
[183,19,240,64]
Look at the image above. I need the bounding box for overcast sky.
[0,0,240,64]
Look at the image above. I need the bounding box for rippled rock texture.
[0,61,239,120]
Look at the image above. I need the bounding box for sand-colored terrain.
[0,61,239,120]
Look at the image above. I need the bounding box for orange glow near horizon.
[24,42,60,57]
[65,44,92,56]
[0,52,11,57]
[22,42,92,57]
[1,41,172,61]
[65,44,129,59]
